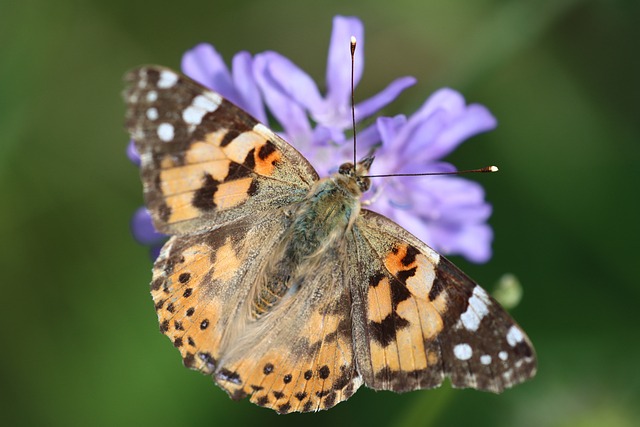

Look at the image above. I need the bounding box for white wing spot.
[182,94,222,126]
[146,108,158,121]
[253,123,276,137]
[194,93,222,110]
[146,91,158,102]
[499,351,508,361]
[459,286,491,331]
[136,68,149,89]
[158,70,178,89]
[506,325,524,347]
[157,123,174,142]
[182,107,203,126]
[453,343,473,361]
[480,355,492,365]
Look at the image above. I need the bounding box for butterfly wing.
[350,209,536,393]
[212,242,363,413]
[124,66,319,235]
[149,211,285,375]
[153,215,362,413]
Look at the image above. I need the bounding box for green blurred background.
[2,0,638,426]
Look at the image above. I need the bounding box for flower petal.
[356,76,416,120]
[355,120,385,155]
[412,177,488,212]
[255,51,323,111]
[431,222,493,263]
[231,51,267,123]
[254,52,314,148]
[389,109,449,162]
[326,16,364,108]
[181,43,234,96]
[368,172,494,263]
[412,88,467,121]
[389,89,464,154]
[366,115,405,174]
[424,103,497,162]
[127,140,140,166]
[131,207,166,245]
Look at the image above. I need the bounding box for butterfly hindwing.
[211,242,362,414]
[150,211,289,375]
[124,66,318,235]
[154,218,362,413]
[351,209,536,393]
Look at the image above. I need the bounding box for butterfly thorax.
[250,161,371,318]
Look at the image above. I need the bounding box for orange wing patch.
[353,222,452,391]
[155,128,284,226]
[151,240,226,374]
[213,178,254,210]
[213,294,362,413]
[368,244,447,371]
[149,222,264,377]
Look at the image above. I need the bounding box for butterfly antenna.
[350,36,357,174]
[365,165,499,178]
[349,36,497,181]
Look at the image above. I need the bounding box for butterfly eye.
[339,162,355,176]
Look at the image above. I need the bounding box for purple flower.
[253,15,415,176]
[130,207,166,259]
[126,139,140,166]
[366,88,497,263]
[127,141,164,257]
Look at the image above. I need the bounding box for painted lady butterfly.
[124,66,536,413]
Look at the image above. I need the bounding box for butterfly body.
[251,165,364,317]
[125,66,536,413]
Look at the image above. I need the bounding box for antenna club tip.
[350,36,357,45]
[490,165,499,172]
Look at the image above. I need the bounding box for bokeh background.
[2,0,638,426]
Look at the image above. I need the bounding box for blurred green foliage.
[1,0,638,426]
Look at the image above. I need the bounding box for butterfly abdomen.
[250,177,360,318]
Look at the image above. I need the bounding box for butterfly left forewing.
[124,66,319,236]
[351,209,536,393]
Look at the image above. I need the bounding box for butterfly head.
[337,155,374,194]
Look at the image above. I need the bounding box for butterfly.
[124,66,536,414]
